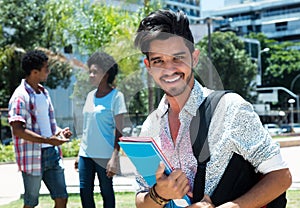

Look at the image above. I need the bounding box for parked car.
[280,123,300,134]
[263,123,282,136]
[291,123,300,133]
[280,124,293,133]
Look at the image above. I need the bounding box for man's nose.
[162,60,177,71]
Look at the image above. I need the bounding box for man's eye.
[174,56,184,61]
[153,59,163,64]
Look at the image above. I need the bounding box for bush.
[0,144,15,163]
[61,138,80,158]
[0,139,80,163]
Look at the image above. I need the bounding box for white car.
[263,123,282,136]
[291,123,300,133]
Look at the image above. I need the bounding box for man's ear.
[192,49,200,67]
[143,58,151,71]
[32,69,39,75]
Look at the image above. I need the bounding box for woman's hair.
[22,50,48,76]
[134,9,195,55]
[87,52,119,84]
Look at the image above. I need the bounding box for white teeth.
[164,75,181,83]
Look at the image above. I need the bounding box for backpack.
[190,90,287,207]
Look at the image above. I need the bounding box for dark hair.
[87,52,119,84]
[134,9,195,55]
[22,50,48,76]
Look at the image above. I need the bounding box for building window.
[247,25,254,33]
[255,25,261,33]
[275,22,288,31]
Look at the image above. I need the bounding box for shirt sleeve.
[113,91,127,116]
[223,93,286,173]
[8,96,27,124]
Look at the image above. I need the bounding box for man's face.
[37,62,50,82]
[144,36,199,97]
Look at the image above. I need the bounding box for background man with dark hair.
[8,50,72,208]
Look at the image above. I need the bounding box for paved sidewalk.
[0,156,138,206]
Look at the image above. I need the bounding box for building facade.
[164,0,201,23]
[212,0,300,42]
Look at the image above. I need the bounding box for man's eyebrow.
[173,51,186,56]
[149,56,161,62]
[149,51,187,61]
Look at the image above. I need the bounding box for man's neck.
[25,77,40,93]
[166,80,194,114]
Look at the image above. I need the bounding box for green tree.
[0,0,73,108]
[246,33,300,93]
[0,45,24,107]
[196,31,257,101]
[0,0,46,49]
[42,0,167,120]
[46,0,156,118]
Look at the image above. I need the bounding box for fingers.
[156,162,166,180]
[49,135,69,146]
[106,170,116,178]
[57,135,70,142]
[155,163,190,200]
[106,162,117,177]
[58,127,73,138]
[168,169,190,197]
[201,195,213,204]
[74,161,79,171]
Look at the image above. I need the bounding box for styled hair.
[134,9,195,55]
[87,52,119,84]
[22,50,48,76]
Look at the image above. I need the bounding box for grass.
[0,192,136,208]
[286,190,300,208]
[0,190,299,208]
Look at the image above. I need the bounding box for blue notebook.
[119,137,191,207]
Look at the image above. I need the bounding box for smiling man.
[134,9,291,208]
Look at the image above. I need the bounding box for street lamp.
[258,47,270,86]
[290,73,300,92]
[204,17,224,88]
[288,98,295,130]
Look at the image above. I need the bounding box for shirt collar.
[22,79,46,95]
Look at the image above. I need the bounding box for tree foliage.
[0,0,73,108]
[245,33,300,94]
[44,0,153,117]
[196,31,257,101]
[0,45,24,107]
[0,0,46,49]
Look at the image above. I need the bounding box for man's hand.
[106,149,119,177]
[47,134,70,146]
[187,195,215,208]
[154,162,190,201]
[74,157,79,171]
[59,127,73,138]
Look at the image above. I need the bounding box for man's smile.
[161,73,183,83]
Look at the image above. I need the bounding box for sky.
[201,0,225,11]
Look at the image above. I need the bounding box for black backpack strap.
[190,90,229,203]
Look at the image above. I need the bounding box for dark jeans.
[78,156,115,208]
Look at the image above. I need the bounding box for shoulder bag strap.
[190,90,229,203]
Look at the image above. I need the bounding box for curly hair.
[87,52,119,84]
[22,50,48,76]
[134,9,195,56]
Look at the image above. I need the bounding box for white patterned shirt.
[137,80,287,196]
